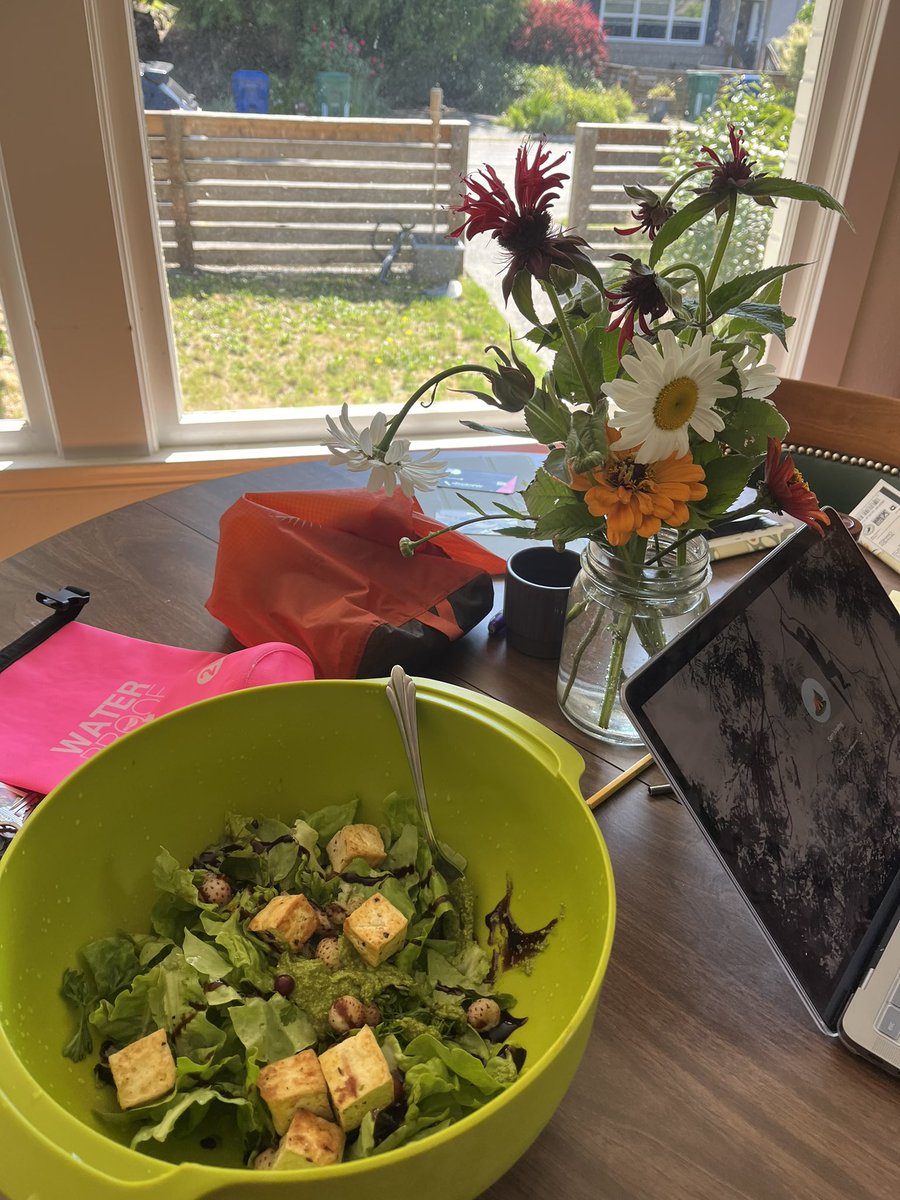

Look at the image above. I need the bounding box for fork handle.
[386,665,441,852]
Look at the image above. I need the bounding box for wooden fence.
[568,122,674,267]
[145,111,469,273]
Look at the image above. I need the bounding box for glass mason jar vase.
[556,532,712,746]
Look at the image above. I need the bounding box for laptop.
[621,509,900,1074]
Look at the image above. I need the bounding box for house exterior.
[596,0,805,69]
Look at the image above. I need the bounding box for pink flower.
[329,41,336,49]
[360,37,366,46]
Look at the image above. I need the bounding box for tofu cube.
[273,1108,345,1169]
[258,1049,332,1134]
[108,1028,175,1110]
[248,893,318,952]
[343,892,408,967]
[325,824,386,874]
[318,1025,394,1131]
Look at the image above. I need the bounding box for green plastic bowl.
[0,679,614,1200]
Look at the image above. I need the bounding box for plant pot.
[648,98,672,122]
[411,234,464,287]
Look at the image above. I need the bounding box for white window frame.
[0,0,893,468]
[0,146,59,457]
[600,0,710,44]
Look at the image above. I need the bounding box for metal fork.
[385,664,462,881]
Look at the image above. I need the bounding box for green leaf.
[543,446,569,483]
[81,937,142,1001]
[743,177,851,224]
[695,454,758,518]
[200,910,275,993]
[551,314,606,406]
[720,396,789,456]
[303,799,359,844]
[129,1089,248,1149]
[523,468,572,519]
[724,302,793,349]
[228,995,317,1064]
[61,968,96,1062]
[182,930,232,980]
[654,274,689,319]
[649,192,721,266]
[456,493,488,517]
[533,500,597,544]
[524,387,571,446]
[510,269,541,327]
[459,420,531,438]
[707,264,803,320]
[566,408,608,473]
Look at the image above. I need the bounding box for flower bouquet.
[326,126,847,743]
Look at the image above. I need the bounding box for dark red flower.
[615,198,674,241]
[450,141,597,302]
[694,124,774,216]
[605,255,669,359]
[762,439,830,534]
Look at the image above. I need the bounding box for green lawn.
[169,272,539,413]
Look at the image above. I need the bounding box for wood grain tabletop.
[0,457,897,1200]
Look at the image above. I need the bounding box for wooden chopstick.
[586,752,655,809]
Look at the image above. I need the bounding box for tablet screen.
[636,522,900,1023]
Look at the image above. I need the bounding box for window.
[600,0,709,42]
[0,0,894,470]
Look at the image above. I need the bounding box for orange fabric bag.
[206,489,505,679]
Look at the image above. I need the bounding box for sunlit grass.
[168,271,540,412]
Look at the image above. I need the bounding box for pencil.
[586,752,655,809]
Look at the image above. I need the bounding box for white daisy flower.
[735,345,779,400]
[324,403,447,497]
[604,331,735,464]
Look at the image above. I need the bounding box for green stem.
[560,602,606,707]
[659,165,707,208]
[400,512,533,556]
[542,282,596,406]
[598,605,634,730]
[705,191,737,297]
[376,364,491,453]
[660,261,708,329]
[644,529,702,567]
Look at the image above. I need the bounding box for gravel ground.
[447,113,576,356]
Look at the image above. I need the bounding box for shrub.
[647,81,676,101]
[502,65,631,134]
[770,1,814,107]
[659,81,795,276]
[511,0,607,86]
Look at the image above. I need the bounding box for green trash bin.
[315,70,352,117]
[686,71,721,119]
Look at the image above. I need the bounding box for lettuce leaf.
[302,799,359,844]
[228,995,316,1063]
[81,936,142,1000]
[129,1089,248,1149]
[200,911,275,993]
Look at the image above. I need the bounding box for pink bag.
[0,622,315,795]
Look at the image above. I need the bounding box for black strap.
[0,586,91,675]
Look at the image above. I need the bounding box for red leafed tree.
[512,0,608,84]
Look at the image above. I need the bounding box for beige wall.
[841,150,900,397]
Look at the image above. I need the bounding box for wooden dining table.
[0,455,897,1200]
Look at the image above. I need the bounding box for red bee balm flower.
[451,142,596,301]
[605,255,669,359]
[763,439,830,534]
[694,124,774,216]
[615,197,675,241]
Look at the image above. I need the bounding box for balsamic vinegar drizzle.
[485,879,559,983]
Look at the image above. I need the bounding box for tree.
[165,0,527,112]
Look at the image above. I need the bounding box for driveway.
[450,114,574,347]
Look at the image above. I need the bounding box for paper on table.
[850,480,900,577]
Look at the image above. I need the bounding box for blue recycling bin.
[736,73,762,94]
[232,70,269,114]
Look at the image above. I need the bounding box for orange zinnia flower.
[572,438,708,546]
